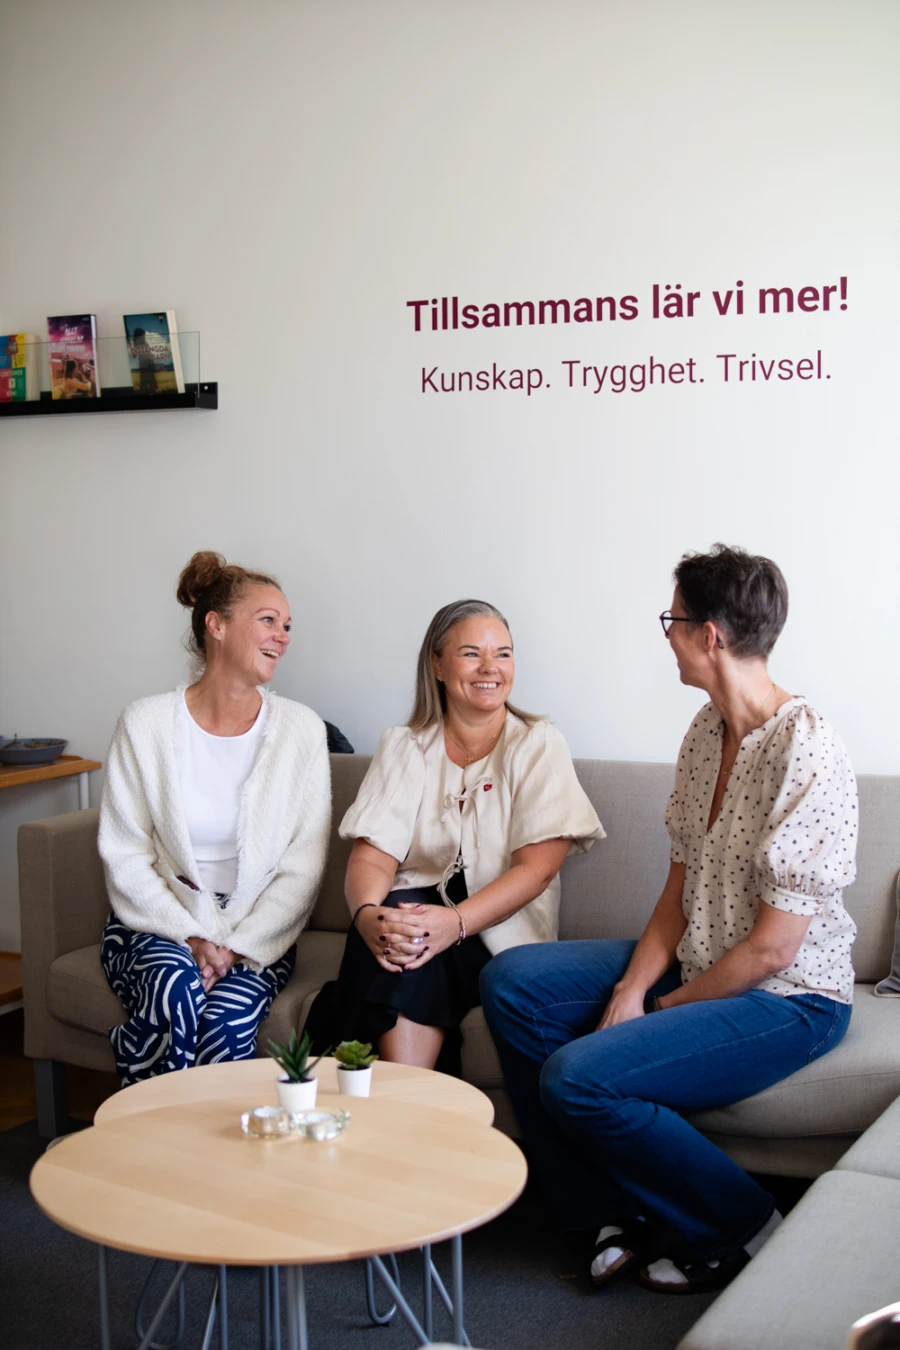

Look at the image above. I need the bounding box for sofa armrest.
[19,808,109,1058]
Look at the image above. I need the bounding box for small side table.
[0,754,101,810]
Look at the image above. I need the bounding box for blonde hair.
[408,599,539,734]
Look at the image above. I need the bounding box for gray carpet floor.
[3,1119,773,1350]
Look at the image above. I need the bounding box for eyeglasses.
[659,611,693,638]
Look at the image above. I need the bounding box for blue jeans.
[480,940,851,1260]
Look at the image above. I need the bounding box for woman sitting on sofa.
[481,545,858,1294]
[303,598,603,1073]
[98,551,330,1085]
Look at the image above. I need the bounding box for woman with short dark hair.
[482,544,858,1294]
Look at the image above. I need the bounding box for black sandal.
[590,1218,652,1288]
[638,1248,749,1295]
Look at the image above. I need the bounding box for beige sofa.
[679,1091,900,1350]
[20,755,900,1166]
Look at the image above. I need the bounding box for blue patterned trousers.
[101,914,296,1086]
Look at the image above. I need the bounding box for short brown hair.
[674,544,788,659]
[176,551,281,659]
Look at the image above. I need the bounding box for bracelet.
[351,903,377,929]
[643,992,662,1015]
[444,897,467,945]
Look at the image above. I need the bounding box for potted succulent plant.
[267,1029,329,1113]
[335,1040,378,1097]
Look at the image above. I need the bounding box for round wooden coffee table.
[32,1074,525,1348]
[94,1055,495,1127]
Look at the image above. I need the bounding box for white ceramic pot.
[276,1076,318,1113]
[336,1065,372,1097]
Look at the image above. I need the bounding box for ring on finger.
[411,936,424,946]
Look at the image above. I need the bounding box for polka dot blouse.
[665,698,858,1005]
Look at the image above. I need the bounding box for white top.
[340,714,605,955]
[98,687,331,970]
[175,693,268,895]
[665,698,858,1004]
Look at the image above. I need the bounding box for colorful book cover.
[47,315,100,400]
[123,311,185,394]
[0,335,41,400]
[0,367,26,401]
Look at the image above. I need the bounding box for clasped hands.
[355,901,461,973]
[187,935,242,992]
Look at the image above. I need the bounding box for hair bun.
[176,551,227,608]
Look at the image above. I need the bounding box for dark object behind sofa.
[324,722,353,754]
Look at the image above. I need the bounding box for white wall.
[1,0,898,949]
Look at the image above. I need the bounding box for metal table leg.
[369,1255,430,1345]
[77,771,89,810]
[451,1234,464,1347]
[135,1259,187,1348]
[218,1266,228,1350]
[421,1245,433,1342]
[98,1246,112,1350]
[272,1267,281,1350]
[136,1263,190,1350]
[364,1254,399,1324]
[198,1271,219,1350]
[259,1269,271,1349]
[285,1266,308,1350]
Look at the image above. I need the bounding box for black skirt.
[303,872,490,1077]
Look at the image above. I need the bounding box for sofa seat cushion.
[678,1171,900,1350]
[261,930,344,1047]
[834,1092,900,1181]
[689,986,900,1139]
[46,931,347,1050]
[460,1004,504,1087]
[47,945,123,1033]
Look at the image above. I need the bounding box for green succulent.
[267,1029,330,1083]
[334,1039,378,1071]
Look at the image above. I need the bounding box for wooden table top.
[31,1094,527,1265]
[0,754,101,790]
[94,1057,495,1127]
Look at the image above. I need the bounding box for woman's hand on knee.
[213,946,241,979]
[596,984,645,1031]
[393,903,458,969]
[355,906,410,973]
[187,936,222,992]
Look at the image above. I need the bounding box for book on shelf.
[47,314,100,400]
[123,311,185,395]
[0,334,41,401]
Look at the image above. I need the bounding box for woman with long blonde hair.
[304,599,603,1073]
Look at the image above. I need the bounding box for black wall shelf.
[0,382,217,417]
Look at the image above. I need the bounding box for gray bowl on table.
[0,739,68,766]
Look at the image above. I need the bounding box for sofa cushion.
[309,755,371,932]
[460,1005,504,1087]
[46,931,346,1050]
[462,987,900,1140]
[689,986,900,1138]
[47,945,123,1032]
[834,1092,900,1182]
[678,1170,900,1350]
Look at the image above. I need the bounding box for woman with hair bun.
[98,551,330,1085]
[303,599,604,1073]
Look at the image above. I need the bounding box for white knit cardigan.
[98,688,331,971]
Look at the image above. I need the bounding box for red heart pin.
[484,783,492,792]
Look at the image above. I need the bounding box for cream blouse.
[339,714,605,955]
[666,698,858,1004]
